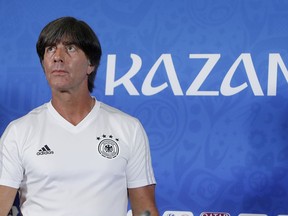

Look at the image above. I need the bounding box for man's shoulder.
[1,103,49,138]
[10,103,49,126]
[98,102,139,124]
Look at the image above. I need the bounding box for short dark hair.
[36,16,102,93]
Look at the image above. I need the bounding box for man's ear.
[41,60,45,71]
[88,67,95,75]
[87,60,95,75]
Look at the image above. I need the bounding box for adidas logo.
[36,145,54,156]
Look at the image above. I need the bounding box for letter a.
[221,53,263,96]
[142,54,183,96]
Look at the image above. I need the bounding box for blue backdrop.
[1,0,288,216]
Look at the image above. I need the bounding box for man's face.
[42,41,94,93]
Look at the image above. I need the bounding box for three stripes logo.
[36,145,54,156]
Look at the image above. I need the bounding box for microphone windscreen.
[140,210,151,216]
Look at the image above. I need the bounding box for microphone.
[140,210,151,216]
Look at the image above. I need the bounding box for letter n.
[268,53,288,96]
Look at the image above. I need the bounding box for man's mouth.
[51,70,68,75]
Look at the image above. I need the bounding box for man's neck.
[51,91,95,126]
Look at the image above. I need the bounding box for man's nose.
[53,48,64,62]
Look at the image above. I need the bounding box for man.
[0,17,158,216]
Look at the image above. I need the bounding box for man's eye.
[66,45,76,52]
[46,46,55,52]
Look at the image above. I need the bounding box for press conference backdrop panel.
[0,0,288,215]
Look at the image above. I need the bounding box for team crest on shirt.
[97,135,119,159]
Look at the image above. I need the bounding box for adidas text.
[37,151,54,155]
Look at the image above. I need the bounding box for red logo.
[200,213,230,216]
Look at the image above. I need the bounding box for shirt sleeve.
[0,123,23,188]
[126,120,156,188]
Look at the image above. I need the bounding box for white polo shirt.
[0,100,156,216]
